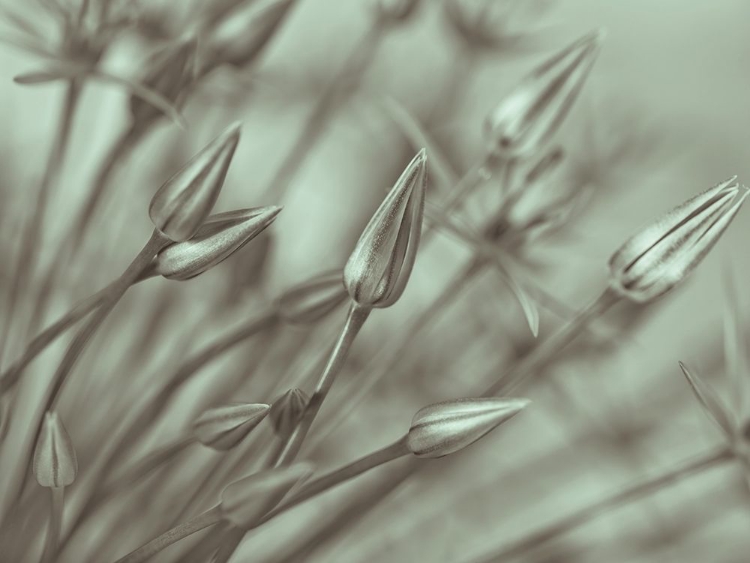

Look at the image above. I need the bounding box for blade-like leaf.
[679,361,735,442]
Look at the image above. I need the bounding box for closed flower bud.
[407,397,529,458]
[269,388,309,436]
[130,38,196,129]
[152,206,281,280]
[483,29,604,158]
[193,403,270,450]
[220,462,314,529]
[373,0,420,21]
[33,411,78,488]
[149,122,241,241]
[277,271,348,324]
[609,178,748,303]
[207,0,297,70]
[344,149,427,308]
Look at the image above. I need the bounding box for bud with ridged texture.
[149,122,241,241]
[193,403,270,450]
[407,397,529,458]
[344,149,427,308]
[220,462,314,529]
[609,178,748,303]
[151,206,281,280]
[278,271,348,324]
[33,412,78,488]
[269,388,309,436]
[483,29,604,158]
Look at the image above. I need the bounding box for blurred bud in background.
[269,388,309,436]
[193,402,271,450]
[373,0,421,23]
[278,270,348,324]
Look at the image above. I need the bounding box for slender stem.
[41,486,65,563]
[113,505,223,563]
[0,79,82,367]
[469,447,734,563]
[272,303,371,467]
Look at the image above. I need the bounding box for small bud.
[152,206,281,280]
[149,122,241,241]
[221,462,314,529]
[130,38,196,129]
[344,149,427,308]
[33,412,78,488]
[193,403,270,450]
[609,178,748,303]
[373,0,420,21]
[407,397,529,458]
[269,389,309,436]
[207,0,297,70]
[484,29,604,158]
[278,271,348,324]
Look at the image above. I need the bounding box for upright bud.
[609,178,748,303]
[344,149,427,308]
[151,206,281,280]
[278,271,348,324]
[407,397,529,458]
[220,462,314,529]
[269,389,309,436]
[193,403,270,450]
[33,412,78,488]
[149,122,241,241]
[484,30,604,158]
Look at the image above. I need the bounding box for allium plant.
[0,2,748,563]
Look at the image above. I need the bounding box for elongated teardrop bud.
[33,411,78,487]
[269,388,309,436]
[193,403,270,450]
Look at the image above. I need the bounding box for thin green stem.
[41,486,65,563]
[113,505,223,563]
[272,303,371,467]
[468,447,734,563]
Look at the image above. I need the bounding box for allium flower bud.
[407,397,529,458]
[221,462,314,529]
[344,149,427,308]
[483,29,604,158]
[208,0,297,69]
[152,206,281,280]
[149,122,241,241]
[33,411,78,488]
[269,388,309,436]
[373,0,420,21]
[609,178,748,303]
[130,38,196,128]
[277,271,348,324]
[193,403,270,450]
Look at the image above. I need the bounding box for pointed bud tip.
[33,411,78,488]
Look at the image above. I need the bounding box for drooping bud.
[193,403,270,450]
[483,29,604,158]
[344,149,427,308]
[373,0,420,21]
[149,122,241,241]
[268,389,309,436]
[407,397,529,458]
[609,178,748,303]
[151,206,281,280]
[220,462,314,529]
[207,0,297,70]
[130,38,196,129]
[33,411,78,488]
[277,271,348,324]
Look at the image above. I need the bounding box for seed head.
[344,149,427,308]
[609,178,748,303]
[278,270,348,324]
[483,29,604,158]
[33,411,78,488]
[220,462,314,529]
[193,403,270,450]
[269,388,309,436]
[407,397,529,458]
[151,206,281,281]
[149,122,241,241]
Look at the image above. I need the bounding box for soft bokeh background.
[1,1,750,562]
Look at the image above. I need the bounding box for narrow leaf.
[679,361,735,442]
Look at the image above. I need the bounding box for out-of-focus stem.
[41,486,65,563]
[468,447,734,563]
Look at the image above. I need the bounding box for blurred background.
[1,0,750,562]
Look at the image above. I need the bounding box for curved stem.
[41,486,65,563]
[469,447,734,563]
[113,505,223,563]
[272,303,371,467]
